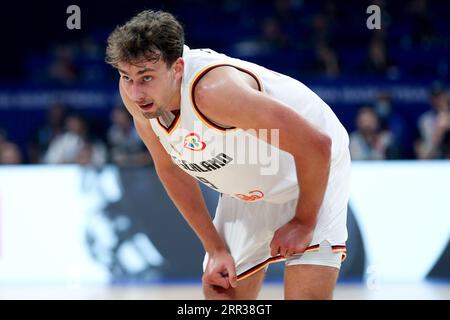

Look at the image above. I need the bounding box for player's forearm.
[293,136,332,228]
[156,167,227,254]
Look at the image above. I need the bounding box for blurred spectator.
[77,143,104,165]
[274,0,296,21]
[28,102,67,163]
[48,45,79,84]
[415,83,450,159]
[0,128,23,164]
[0,128,7,161]
[310,14,333,48]
[407,0,434,48]
[323,0,341,26]
[80,36,103,60]
[374,91,408,158]
[272,0,302,34]
[259,17,290,52]
[107,106,152,167]
[0,142,23,164]
[350,106,399,160]
[360,39,399,78]
[44,113,107,165]
[309,42,340,77]
[78,36,108,83]
[232,16,291,56]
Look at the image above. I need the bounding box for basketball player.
[106,10,351,300]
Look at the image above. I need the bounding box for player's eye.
[143,76,153,82]
[121,75,131,82]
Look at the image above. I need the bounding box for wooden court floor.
[1,282,449,300]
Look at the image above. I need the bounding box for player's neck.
[166,80,182,112]
[166,97,181,113]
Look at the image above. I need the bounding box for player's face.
[118,57,184,119]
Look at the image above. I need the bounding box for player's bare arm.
[194,66,332,257]
[119,78,237,289]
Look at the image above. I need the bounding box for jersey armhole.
[190,63,263,132]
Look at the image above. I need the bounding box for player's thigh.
[284,264,339,300]
[203,267,266,300]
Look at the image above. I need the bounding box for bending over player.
[106,10,350,299]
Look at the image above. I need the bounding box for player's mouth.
[138,102,154,112]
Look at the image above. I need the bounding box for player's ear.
[172,57,184,80]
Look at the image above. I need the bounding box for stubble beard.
[141,105,164,119]
[142,112,156,119]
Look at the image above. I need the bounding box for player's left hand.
[269,217,314,257]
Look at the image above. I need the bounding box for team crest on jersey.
[235,190,264,201]
[183,133,206,151]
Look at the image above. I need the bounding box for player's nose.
[129,84,146,104]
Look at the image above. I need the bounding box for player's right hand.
[202,250,238,289]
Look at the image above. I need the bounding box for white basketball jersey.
[150,45,349,204]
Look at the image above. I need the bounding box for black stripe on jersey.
[191,64,263,131]
[156,110,180,134]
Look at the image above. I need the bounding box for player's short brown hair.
[105,10,184,68]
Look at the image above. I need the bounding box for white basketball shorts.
[203,149,351,282]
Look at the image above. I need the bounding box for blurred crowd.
[0,104,152,166]
[1,80,449,165]
[349,82,450,160]
[1,0,449,164]
[18,0,450,85]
